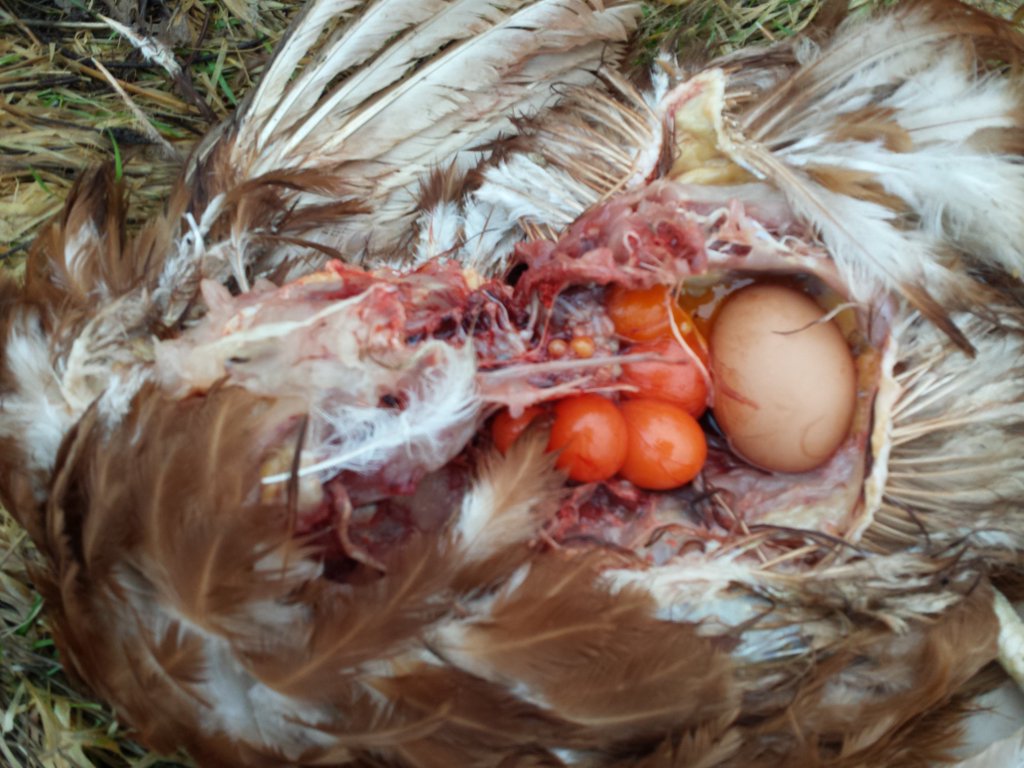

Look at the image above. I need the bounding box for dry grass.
[0,0,1021,765]
[0,0,302,269]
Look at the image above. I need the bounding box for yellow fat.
[668,70,753,185]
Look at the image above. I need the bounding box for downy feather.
[263,341,481,484]
[453,431,563,564]
[461,72,660,275]
[0,312,75,514]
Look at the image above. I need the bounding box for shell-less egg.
[709,284,856,474]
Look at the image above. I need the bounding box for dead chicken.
[1,1,1024,766]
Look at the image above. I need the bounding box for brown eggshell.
[710,285,856,474]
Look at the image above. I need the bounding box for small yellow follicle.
[548,339,568,358]
[570,336,595,359]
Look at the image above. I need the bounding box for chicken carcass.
[1,1,1024,766]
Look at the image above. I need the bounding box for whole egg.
[709,284,857,474]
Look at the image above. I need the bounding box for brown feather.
[438,554,738,744]
[247,534,459,701]
[22,164,131,308]
[743,0,1024,143]
[900,283,976,356]
[0,276,46,529]
[805,166,908,213]
[734,583,1000,767]
[370,666,576,752]
[417,163,473,213]
[33,384,315,763]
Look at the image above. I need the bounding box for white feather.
[0,314,74,487]
[270,0,517,163]
[887,57,1019,142]
[251,0,637,175]
[412,202,463,266]
[601,554,806,663]
[953,729,1024,768]
[198,0,640,276]
[458,69,662,275]
[461,155,597,274]
[745,8,975,144]
[239,0,362,146]
[113,564,338,760]
[96,366,152,430]
[880,313,1024,544]
[726,4,1024,304]
[453,432,560,563]
[62,221,101,293]
[741,151,944,303]
[310,2,636,159]
[254,0,440,151]
[263,341,481,484]
[152,198,227,323]
[788,141,1024,279]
